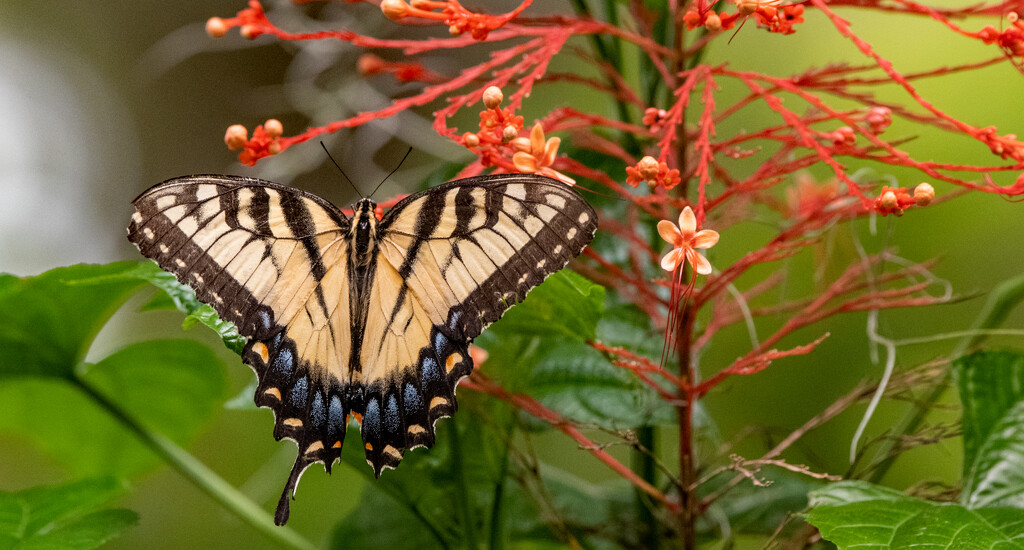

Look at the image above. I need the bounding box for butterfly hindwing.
[128,172,597,525]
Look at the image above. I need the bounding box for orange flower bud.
[913,182,935,206]
[357,54,385,75]
[1008,11,1019,23]
[463,132,480,148]
[268,141,282,155]
[206,17,228,38]
[224,124,248,150]
[705,12,723,31]
[880,190,898,210]
[264,119,283,139]
[380,0,408,20]
[239,25,259,39]
[638,156,660,181]
[482,86,503,110]
[502,124,518,143]
[449,24,462,36]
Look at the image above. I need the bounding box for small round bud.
[268,142,282,155]
[913,182,934,206]
[832,126,856,146]
[736,0,758,16]
[358,54,385,75]
[239,25,258,39]
[705,12,722,31]
[264,119,283,139]
[880,190,898,210]
[482,86,503,110]
[637,156,660,181]
[463,132,480,148]
[1008,11,1019,23]
[206,17,228,38]
[449,24,462,36]
[502,124,518,143]
[224,124,248,150]
[866,106,892,133]
[510,137,531,152]
[380,0,408,20]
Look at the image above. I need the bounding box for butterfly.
[127,172,597,524]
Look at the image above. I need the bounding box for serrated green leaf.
[806,481,1024,549]
[183,304,245,354]
[489,270,605,341]
[0,263,148,380]
[955,350,1024,509]
[523,341,673,429]
[131,261,244,354]
[0,340,228,477]
[0,478,137,550]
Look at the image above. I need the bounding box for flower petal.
[692,229,719,249]
[541,167,576,185]
[657,220,682,245]
[513,152,538,173]
[661,248,684,271]
[542,137,560,167]
[529,123,545,155]
[688,250,713,275]
[678,206,697,238]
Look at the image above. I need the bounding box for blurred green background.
[1,1,1022,548]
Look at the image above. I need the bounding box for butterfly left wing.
[128,175,357,524]
[355,173,598,474]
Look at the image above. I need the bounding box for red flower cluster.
[224,119,285,167]
[626,156,681,189]
[380,0,533,40]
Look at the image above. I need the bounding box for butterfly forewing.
[128,172,597,526]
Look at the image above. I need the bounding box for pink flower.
[658,207,719,274]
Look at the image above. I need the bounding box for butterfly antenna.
[320,141,363,198]
[368,147,413,200]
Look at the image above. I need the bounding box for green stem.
[449,423,479,549]
[568,0,641,156]
[488,426,513,550]
[633,426,659,547]
[74,377,315,550]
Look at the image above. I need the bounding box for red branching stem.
[463,373,680,513]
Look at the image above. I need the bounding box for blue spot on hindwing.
[385,394,401,434]
[310,391,325,429]
[363,397,381,440]
[422,356,441,384]
[328,395,345,437]
[290,376,308,408]
[403,383,423,412]
[448,310,461,331]
[434,331,449,356]
[271,347,294,377]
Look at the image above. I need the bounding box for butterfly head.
[351,198,378,265]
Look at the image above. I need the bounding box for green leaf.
[0,263,148,380]
[476,272,668,429]
[131,261,244,354]
[955,350,1024,509]
[0,478,138,550]
[0,340,228,477]
[489,270,605,341]
[329,394,511,549]
[522,340,673,429]
[954,273,1024,356]
[182,304,245,355]
[805,481,1024,549]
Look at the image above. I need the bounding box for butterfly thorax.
[350,198,378,267]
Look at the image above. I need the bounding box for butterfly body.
[128,173,597,524]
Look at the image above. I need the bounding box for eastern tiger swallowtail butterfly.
[127,172,597,525]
